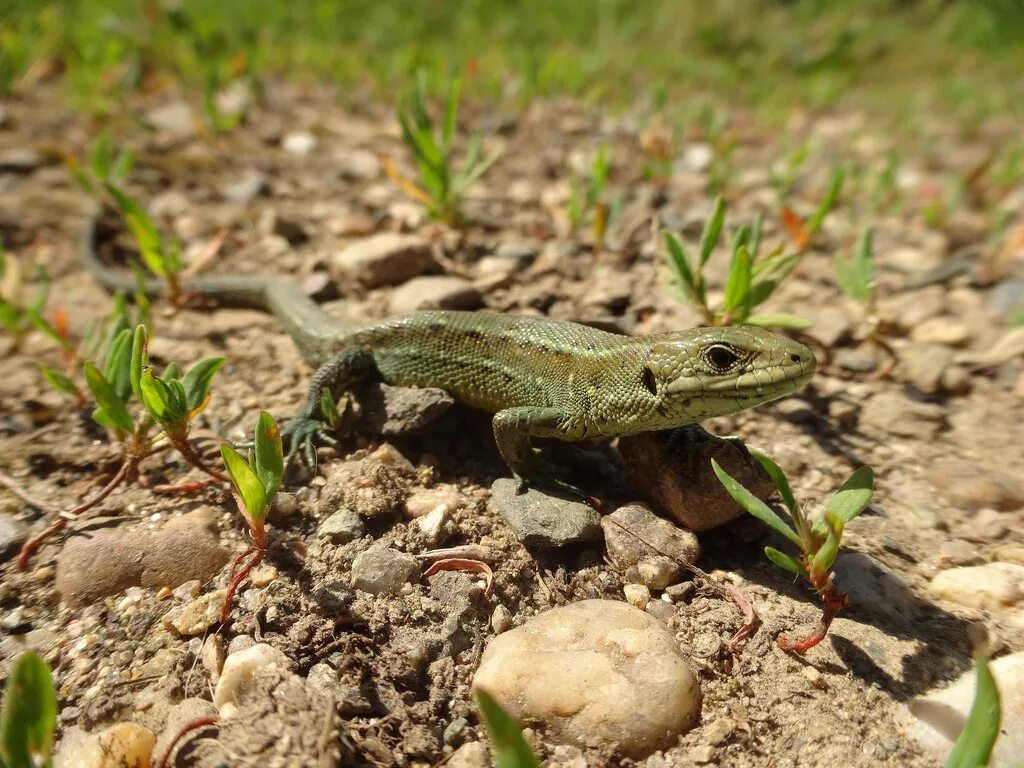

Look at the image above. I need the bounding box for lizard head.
[642,326,816,421]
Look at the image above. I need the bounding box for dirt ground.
[1,80,1023,767]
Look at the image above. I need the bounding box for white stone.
[900,652,1024,767]
[930,563,1024,612]
[214,642,291,714]
[623,583,650,609]
[282,131,316,155]
[910,317,971,347]
[472,599,701,757]
[55,723,155,768]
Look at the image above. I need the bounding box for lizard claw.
[281,415,336,474]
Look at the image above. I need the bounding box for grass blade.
[945,656,1001,768]
[744,313,812,329]
[84,362,133,432]
[0,651,57,768]
[699,195,726,266]
[765,546,805,576]
[474,689,541,768]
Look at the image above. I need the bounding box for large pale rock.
[929,563,1024,612]
[472,599,701,757]
[55,722,155,768]
[901,652,1024,767]
[387,275,482,315]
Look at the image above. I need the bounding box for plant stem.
[174,439,229,483]
[777,588,849,653]
[154,716,220,768]
[220,544,265,624]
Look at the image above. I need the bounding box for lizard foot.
[281,415,337,473]
[512,459,588,501]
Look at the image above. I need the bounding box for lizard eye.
[705,344,740,372]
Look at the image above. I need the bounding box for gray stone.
[144,101,196,138]
[0,513,28,559]
[860,391,945,439]
[282,131,316,156]
[318,509,366,544]
[990,278,1024,317]
[350,547,420,595]
[221,169,267,203]
[910,317,971,347]
[895,342,955,394]
[358,382,454,436]
[331,233,437,288]
[834,347,879,373]
[489,479,602,548]
[387,275,482,315]
[0,147,44,172]
[926,460,1024,511]
[602,503,700,589]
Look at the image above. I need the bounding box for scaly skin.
[83,219,816,491]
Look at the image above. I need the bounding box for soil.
[1,80,1023,767]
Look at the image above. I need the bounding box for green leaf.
[474,689,541,768]
[699,195,726,267]
[453,145,502,198]
[84,362,134,432]
[662,231,697,302]
[824,466,874,524]
[750,212,764,260]
[129,324,147,401]
[809,514,842,574]
[808,165,844,234]
[40,364,78,397]
[0,300,19,334]
[723,243,752,315]
[750,450,798,515]
[182,357,225,411]
[836,227,874,302]
[104,327,133,403]
[221,443,266,521]
[104,183,166,278]
[0,651,57,768]
[138,371,176,422]
[442,74,461,148]
[254,411,283,503]
[112,147,135,182]
[25,311,67,350]
[764,546,806,576]
[945,656,1002,768]
[712,459,801,546]
[744,313,813,330]
[91,129,113,180]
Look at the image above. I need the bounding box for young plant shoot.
[0,651,58,768]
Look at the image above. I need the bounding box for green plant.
[945,655,1002,768]
[0,248,66,352]
[219,411,283,623]
[712,454,874,652]
[65,129,135,198]
[835,226,875,306]
[384,70,502,227]
[770,141,811,203]
[18,324,226,569]
[567,144,620,248]
[0,651,57,768]
[474,689,541,768]
[104,184,185,305]
[780,165,844,250]
[662,196,810,329]
[201,64,246,134]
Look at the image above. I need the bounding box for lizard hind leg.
[282,347,377,471]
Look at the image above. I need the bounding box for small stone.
[489,478,602,548]
[144,101,195,138]
[491,604,513,634]
[773,397,815,422]
[895,342,955,394]
[929,563,1024,611]
[803,666,828,690]
[989,278,1024,317]
[318,509,366,544]
[249,564,278,587]
[901,651,1024,765]
[350,547,420,595]
[956,327,1024,368]
[387,275,483,315]
[162,590,228,636]
[331,233,437,288]
[405,486,464,518]
[619,426,775,532]
[335,148,380,179]
[472,600,701,757]
[927,460,1024,511]
[214,642,291,712]
[447,741,490,768]
[152,698,218,765]
[0,513,28,558]
[689,744,716,764]
[623,583,650,609]
[834,347,879,373]
[415,505,449,544]
[56,722,155,768]
[0,147,43,172]
[358,382,455,436]
[602,503,700,589]
[261,210,307,244]
[704,716,737,746]
[282,131,316,155]
[318,459,407,520]
[860,391,945,439]
[665,582,696,603]
[911,317,971,347]
[201,634,226,682]
[227,635,256,656]
[221,169,267,203]
[812,308,854,347]
[681,143,713,173]
[270,491,299,518]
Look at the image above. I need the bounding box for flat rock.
[318,508,366,544]
[895,342,955,394]
[489,478,602,548]
[0,513,29,558]
[926,460,1024,511]
[602,503,700,589]
[929,563,1024,612]
[55,722,155,768]
[214,642,292,714]
[357,381,454,435]
[331,233,437,288]
[900,651,1024,767]
[472,599,701,757]
[56,507,229,607]
[618,426,775,532]
[910,317,971,346]
[350,546,420,595]
[859,391,945,439]
[387,275,483,315]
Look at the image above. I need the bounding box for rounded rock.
[472,599,701,757]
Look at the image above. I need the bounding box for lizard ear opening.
[641,366,658,396]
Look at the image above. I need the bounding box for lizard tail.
[82,215,350,365]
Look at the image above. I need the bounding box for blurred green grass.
[1,0,1022,123]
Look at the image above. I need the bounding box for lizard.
[83,219,817,494]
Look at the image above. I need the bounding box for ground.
[0,65,1023,768]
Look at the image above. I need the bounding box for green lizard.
[84,221,816,493]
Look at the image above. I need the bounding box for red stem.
[219,546,265,624]
[778,589,849,653]
[174,439,229,483]
[154,716,220,768]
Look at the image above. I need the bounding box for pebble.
[895,342,955,394]
[812,308,854,347]
[387,275,483,315]
[248,564,278,587]
[618,426,775,532]
[282,131,316,155]
[335,147,381,179]
[859,391,945,439]
[415,505,449,544]
[929,563,1024,611]
[704,715,737,746]
[602,503,700,589]
[221,169,268,203]
[358,382,454,436]
[317,458,407,520]
[0,513,28,558]
[318,508,366,544]
[0,147,44,172]
[955,327,1024,368]
[161,589,228,636]
[201,634,226,682]
[926,461,1024,511]
[55,722,155,768]
[56,507,229,607]
[214,642,291,714]
[689,745,716,764]
[350,547,420,595]
[405,485,464,518]
[901,651,1024,766]
[144,101,195,138]
[989,278,1024,317]
[331,233,437,288]
[489,478,602,548]
[623,583,650,609]
[447,741,490,768]
[472,599,701,757]
[491,604,513,634]
[910,317,971,347]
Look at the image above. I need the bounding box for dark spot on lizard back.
[462,328,484,340]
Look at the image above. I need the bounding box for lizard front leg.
[283,347,376,468]
[492,406,587,496]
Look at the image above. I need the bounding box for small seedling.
[770,141,811,203]
[65,129,135,199]
[104,183,185,305]
[474,689,541,768]
[945,655,1003,768]
[219,411,283,623]
[0,651,57,768]
[834,226,898,376]
[567,144,620,248]
[383,70,502,227]
[779,165,844,251]
[712,453,874,652]
[662,196,810,329]
[18,324,226,569]
[0,248,66,353]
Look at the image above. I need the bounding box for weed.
[383,70,502,227]
[474,689,541,768]
[661,196,810,329]
[65,129,135,199]
[944,654,1002,768]
[713,453,873,652]
[219,411,283,623]
[770,141,811,203]
[567,145,620,249]
[0,248,66,352]
[779,165,844,250]
[0,651,57,768]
